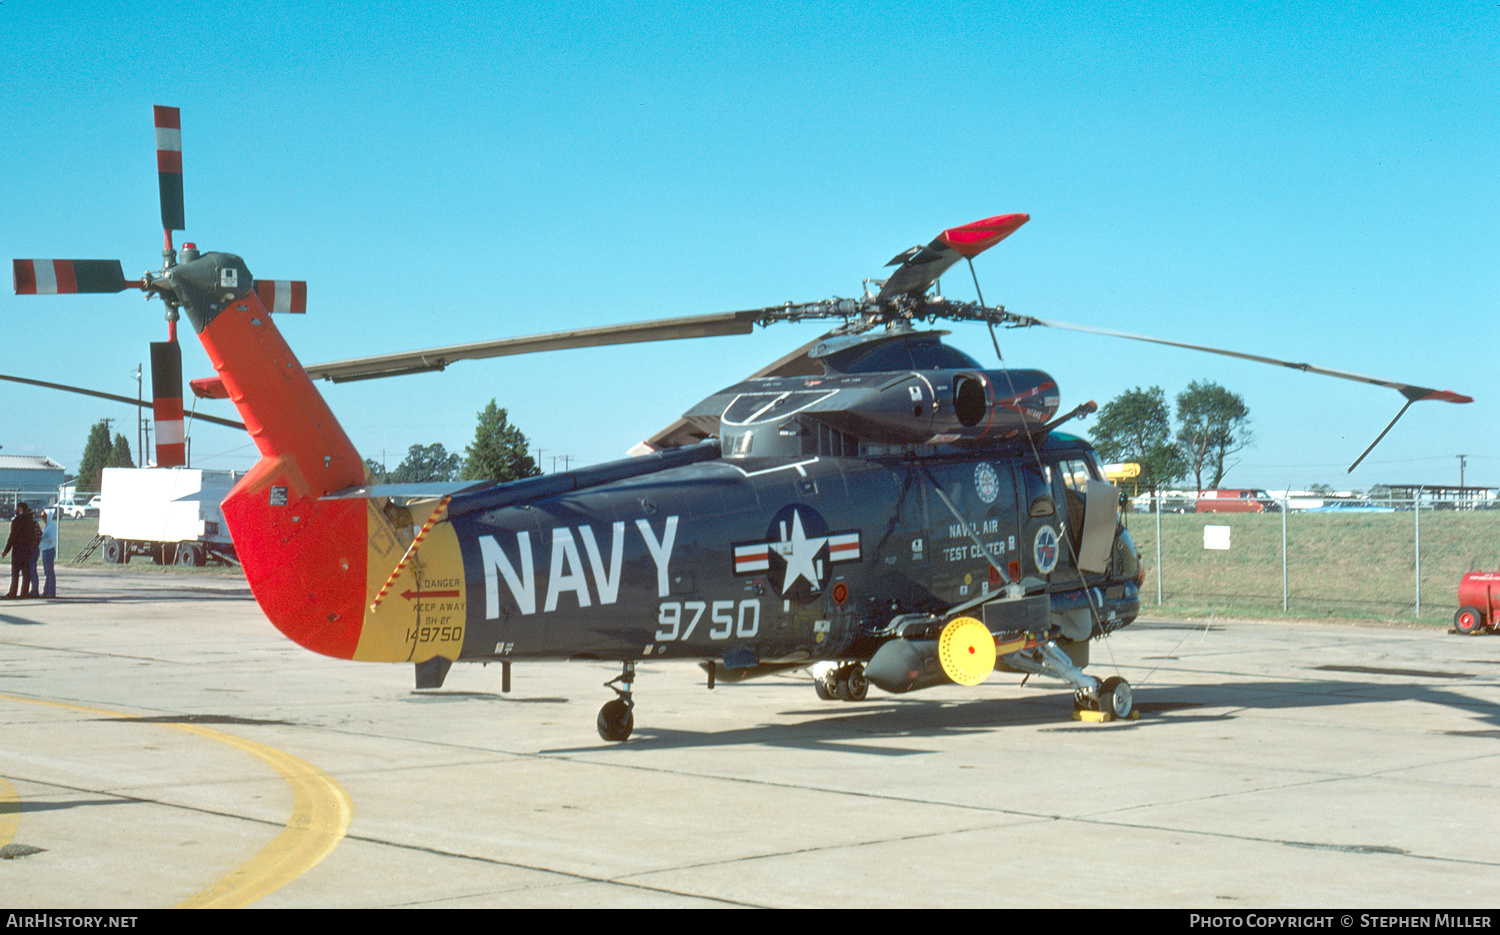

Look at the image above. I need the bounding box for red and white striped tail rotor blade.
[154,105,185,233]
[150,340,186,468]
[13,259,130,294]
[253,280,307,314]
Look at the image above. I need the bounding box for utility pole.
[1457,454,1468,507]
[134,364,143,467]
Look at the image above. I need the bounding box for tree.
[1089,386,1186,503]
[389,443,461,483]
[462,401,539,482]
[76,421,112,492]
[108,434,135,469]
[1176,380,1252,491]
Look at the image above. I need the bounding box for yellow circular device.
[937,616,997,686]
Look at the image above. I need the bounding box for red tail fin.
[189,270,368,658]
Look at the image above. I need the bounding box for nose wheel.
[597,662,636,742]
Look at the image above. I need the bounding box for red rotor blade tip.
[1426,390,1474,404]
[939,213,1030,258]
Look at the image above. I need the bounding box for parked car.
[1305,500,1395,513]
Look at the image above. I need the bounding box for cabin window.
[809,423,859,457]
[1020,462,1053,516]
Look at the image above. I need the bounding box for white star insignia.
[771,509,827,595]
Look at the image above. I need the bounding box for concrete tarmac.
[0,568,1497,908]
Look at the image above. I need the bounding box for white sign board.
[1204,525,1232,550]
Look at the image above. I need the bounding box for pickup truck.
[58,495,102,519]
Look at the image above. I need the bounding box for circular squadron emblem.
[974,461,1000,504]
[1033,525,1060,575]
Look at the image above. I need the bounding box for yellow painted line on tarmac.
[0,693,352,909]
[172,722,353,908]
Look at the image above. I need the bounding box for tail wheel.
[1454,605,1487,636]
[596,699,634,742]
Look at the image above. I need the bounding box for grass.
[53,518,241,577]
[1124,510,1500,624]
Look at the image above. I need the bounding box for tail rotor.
[10,106,307,466]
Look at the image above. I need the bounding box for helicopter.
[12,108,1473,742]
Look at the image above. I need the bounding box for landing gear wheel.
[836,664,868,702]
[599,661,636,741]
[1098,676,1133,720]
[1454,605,1487,636]
[597,699,634,742]
[814,671,836,700]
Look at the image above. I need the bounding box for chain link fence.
[1,488,61,516]
[1124,497,1500,623]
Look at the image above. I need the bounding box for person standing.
[4,504,41,599]
[37,508,57,598]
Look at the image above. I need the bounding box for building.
[0,454,67,512]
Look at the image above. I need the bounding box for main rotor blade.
[14,259,130,294]
[1012,315,1473,405]
[877,213,1029,303]
[0,373,245,430]
[303,309,769,383]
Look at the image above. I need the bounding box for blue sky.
[2,0,1494,492]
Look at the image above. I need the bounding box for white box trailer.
[96,467,240,566]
